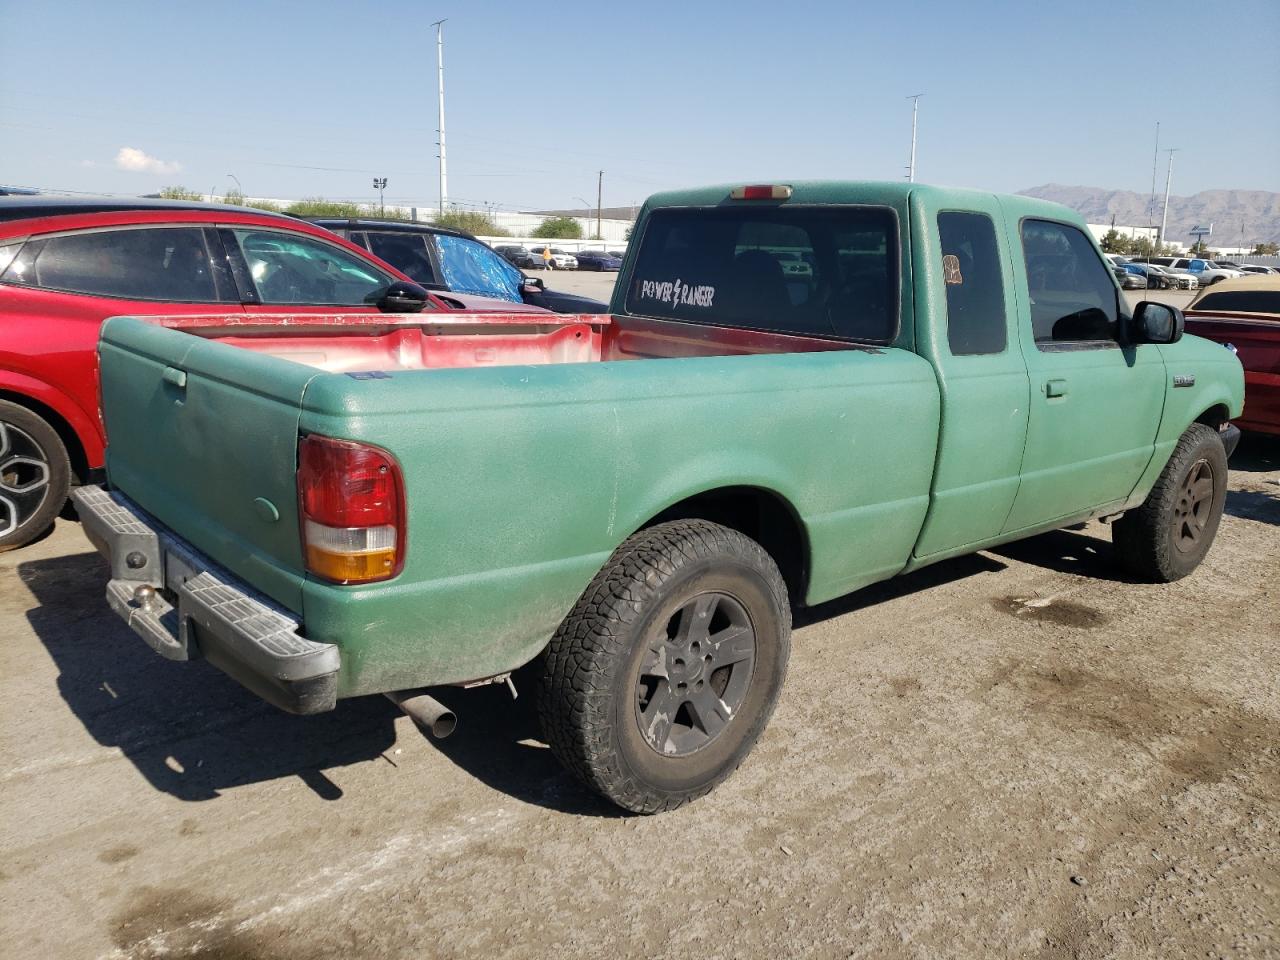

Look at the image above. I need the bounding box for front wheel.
[0,400,72,552]
[537,519,791,814]
[1112,423,1228,582]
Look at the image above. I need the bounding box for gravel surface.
[2,437,1276,960]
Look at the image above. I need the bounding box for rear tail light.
[729,184,793,200]
[298,435,405,584]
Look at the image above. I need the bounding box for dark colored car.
[495,244,536,269]
[311,220,609,315]
[1113,264,1147,290]
[575,249,624,272]
[1123,262,1171,290]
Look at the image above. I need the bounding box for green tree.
[431,210,509,236]
[159,185,204,201]
[1251,241,1279,256]
[223,189,246,206]
[1100,229,1131,254]
[532,216,583,240]
[282,198,411,220]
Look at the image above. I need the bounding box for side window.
[1020,219,1118,347]
[0,227,220,301]
[365,232,437,286]
[434,235,522,302]
[226,229,396,305]
[937,212,1007,355]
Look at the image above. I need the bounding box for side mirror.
[1130,300,1184,344]
[521,277,545,295]
[377,280,430,313]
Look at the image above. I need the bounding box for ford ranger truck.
[72,182,1245,814]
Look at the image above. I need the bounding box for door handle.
[1045,378,1068,398]
[162,366,188,390]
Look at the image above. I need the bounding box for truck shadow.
[422,682,623,818]
[19,549,610,814]
[1226,433,1279,527]
[797,552,1008,627]
[987,527,1134,582]
[19,550,400,803]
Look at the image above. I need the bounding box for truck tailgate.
[99,316,314,611]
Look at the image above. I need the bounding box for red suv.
[0,196,545,550]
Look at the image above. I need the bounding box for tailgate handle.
[162,366,188,390]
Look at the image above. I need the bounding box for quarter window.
[0,227,220,301]
[225,229,395,305]
[938,212,1007,355]
[1020,219,1118,347]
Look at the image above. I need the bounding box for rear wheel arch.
[0,389,91,485]
[638,485,810,605]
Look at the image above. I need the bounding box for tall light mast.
[1159,148,1178,251]
[906,94,922,182]
[432,19,448,215]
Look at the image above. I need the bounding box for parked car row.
[312,221,608,314]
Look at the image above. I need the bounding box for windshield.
[624,206,899,342]
[435,235,522,302]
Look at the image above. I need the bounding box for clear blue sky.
[2,0,1277,212]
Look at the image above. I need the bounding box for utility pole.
[1148,121,1160,223]
[1159,148,1177,251]
[373,177,387,215]
[906,94,922,182]
[432,19,448,216]
[597,170,603,241]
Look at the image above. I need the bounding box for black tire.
[0,400,71,553]
[1112,423,1228,582]
[537,519,791,814]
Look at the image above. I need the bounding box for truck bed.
[154,312,857,372]
[98,311,939,696]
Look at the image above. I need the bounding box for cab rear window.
[624,206,899,343]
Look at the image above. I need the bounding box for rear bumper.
[71,485,339,714]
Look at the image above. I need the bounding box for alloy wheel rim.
[635,591,757,757]
[0,422,52,538]
[1172,458,1214,554]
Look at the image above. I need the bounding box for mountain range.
[1017,184,1280,247]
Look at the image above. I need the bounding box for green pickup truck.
[73,182,1244,813]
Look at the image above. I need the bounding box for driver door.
[1000,213,1165,533]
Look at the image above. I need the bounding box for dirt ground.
[2,438,1277,960]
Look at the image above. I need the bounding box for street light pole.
[373,177,387,215]
[575,196,593,240]
[1159,148,1177,251]
[432,19,449,216]
[227,173,243,199]
[906,94,922,182]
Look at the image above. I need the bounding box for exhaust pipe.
[385,689,457,739]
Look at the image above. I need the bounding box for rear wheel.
[538,520,790,814]
[1112,423,1227,582]
[0,400,71,552]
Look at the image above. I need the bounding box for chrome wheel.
[0,421,52,538]
[635,592,757,757]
